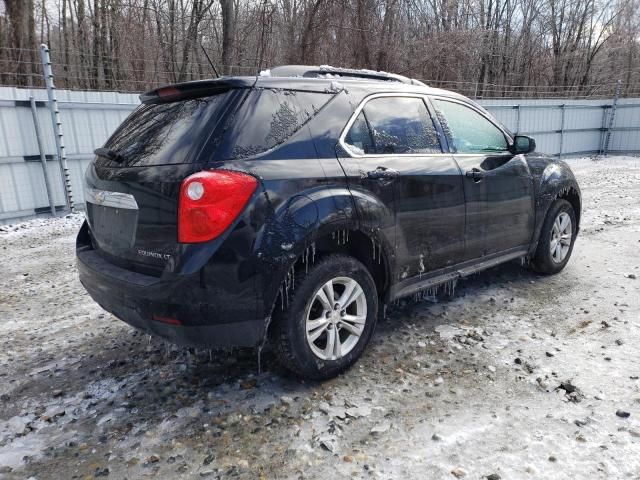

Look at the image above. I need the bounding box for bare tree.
[0,0,638,97]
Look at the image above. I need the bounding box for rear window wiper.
[94,147,124,163]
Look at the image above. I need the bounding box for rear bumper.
[77,246,266,348]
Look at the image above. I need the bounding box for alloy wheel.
[550,211,572,263]
[305,276,367,361]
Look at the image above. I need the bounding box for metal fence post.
[29,97,57,217]
[603,80,622,157]
[559,104,565,158]
[516,104,521,134]
[599,106,609,155]
[39,44,75,211]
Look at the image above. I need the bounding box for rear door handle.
[465,168,485,182]
[365,166,399,180]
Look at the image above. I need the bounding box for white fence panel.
[0,87,138,222]
[0,87,638,223]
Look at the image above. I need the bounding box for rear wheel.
[531,199,577,274]
[273,254,378,380]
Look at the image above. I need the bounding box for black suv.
[77,65,581,379]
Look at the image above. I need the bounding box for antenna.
[200,44,220,78]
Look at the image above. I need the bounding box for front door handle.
[365,166,399,180]
[466,168,485,182]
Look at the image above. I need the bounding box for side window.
[432,99,508,154]
[344,112,374,154]
[219,89,332,159]
[344,97,441,155]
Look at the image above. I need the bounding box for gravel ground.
[0,156,639,480]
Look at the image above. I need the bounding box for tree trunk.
[91,0,101,88]
[100,0,111,88]
[220,0,235,74]
[76,0,88,88]
[356,0,371,67]
[4,0,30,85]
[299,0,325,64]
[26,0,37,86]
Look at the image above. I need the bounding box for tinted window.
[352,97,441,154]
[100,92,234,167]
[432,99,508,153]
[344,112,374,154]
[219,89,332,159]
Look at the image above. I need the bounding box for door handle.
[466,168,485,182]
[365,166,399,180]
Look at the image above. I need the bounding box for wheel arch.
[312,228,391,302]
[557,186,581,230]
[261,225,393,324]
[253,176,397,315]
[529,162,582,256]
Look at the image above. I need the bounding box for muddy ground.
[1,156,639,480]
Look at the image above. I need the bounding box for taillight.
[178,170,257,243]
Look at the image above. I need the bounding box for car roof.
[141,65,472,105]
[252,64,471,102]
[251,75,464,98]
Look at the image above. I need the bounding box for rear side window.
[100,92,235,167]
[344,97,441,155]
[218,89,333,159]
[344,112,374,154]
[432,99,508,153]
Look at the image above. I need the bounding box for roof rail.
[265,65,427,87]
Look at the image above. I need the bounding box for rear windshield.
[216,89,333,159]
[98,91,235,167]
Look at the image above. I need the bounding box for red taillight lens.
[178,170,257,243]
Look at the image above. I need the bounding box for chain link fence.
[2,45,640,99]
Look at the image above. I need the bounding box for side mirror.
[511,135,536,154]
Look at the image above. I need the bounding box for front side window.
[432,99,508,154]
[344,96,442,155]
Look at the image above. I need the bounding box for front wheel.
[531,199,577,274]
[273,254,378,380]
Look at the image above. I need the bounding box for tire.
[531,199,577,274]
[273,254,378,380]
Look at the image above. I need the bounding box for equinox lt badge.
[137,249,171,261]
